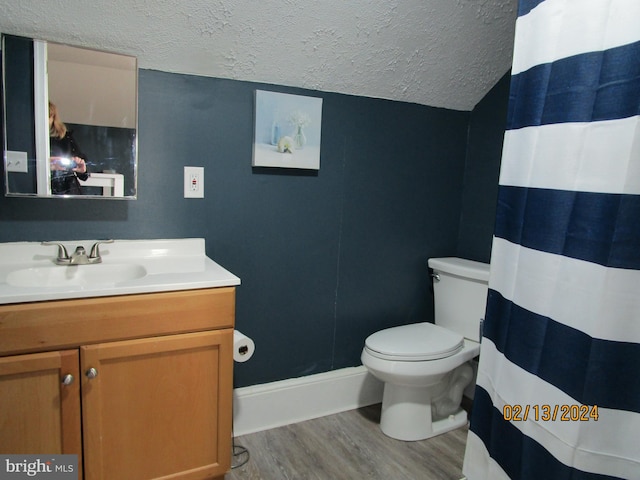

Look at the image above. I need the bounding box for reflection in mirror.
[2,34,138,199]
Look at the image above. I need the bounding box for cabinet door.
[81,330,233,480]
[0,350,82,462]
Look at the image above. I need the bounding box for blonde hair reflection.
[49,101,67,139]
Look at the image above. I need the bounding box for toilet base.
[379,383,469,441]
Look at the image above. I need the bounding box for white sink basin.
[6,263,148,288]
[0,238,241,304]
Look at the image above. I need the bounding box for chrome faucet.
[69,245,91,264]
[42,240,114,265]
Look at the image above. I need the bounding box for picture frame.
[253,90,323,170]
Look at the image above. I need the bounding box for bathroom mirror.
[2,34,138,199]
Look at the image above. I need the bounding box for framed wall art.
[253,90,323,170]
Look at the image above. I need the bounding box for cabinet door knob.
[85,368,98,379]
[61,374,75,385]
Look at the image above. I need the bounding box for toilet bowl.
[361,257,489,441]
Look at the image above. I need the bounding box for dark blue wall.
[3,35,37,194]
[0,68,508,387]
[457,72,510,263]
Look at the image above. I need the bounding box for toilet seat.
[364,322,464,361]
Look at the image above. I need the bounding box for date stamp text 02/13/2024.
[502,404,599,422]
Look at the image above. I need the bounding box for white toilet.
[361,257,490,441]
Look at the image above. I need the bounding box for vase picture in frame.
[253,90,323,170]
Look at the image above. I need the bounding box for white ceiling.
[0,0,517,111]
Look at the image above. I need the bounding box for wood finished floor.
[226,404,467,480]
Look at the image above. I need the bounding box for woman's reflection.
[49,101,90,195]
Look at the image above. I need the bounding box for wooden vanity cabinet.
[0,349,82,463]
[0,287,235,480]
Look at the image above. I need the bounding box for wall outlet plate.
[184,166,204,198]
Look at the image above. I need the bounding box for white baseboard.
[232,365,384,437]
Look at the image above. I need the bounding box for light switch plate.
[6,150,28,173]
[184,166,204,198]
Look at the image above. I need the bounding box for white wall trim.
[232,365,384,437]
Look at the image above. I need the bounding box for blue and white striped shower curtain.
[463,1,640,479]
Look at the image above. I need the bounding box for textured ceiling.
[0,0,517,111]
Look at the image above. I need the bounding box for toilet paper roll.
[233,330,255,363]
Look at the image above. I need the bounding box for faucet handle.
[89,239,114,260]
[41,241,70,263]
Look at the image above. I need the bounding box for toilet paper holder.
[233,330,255,362]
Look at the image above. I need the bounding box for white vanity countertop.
[0,238,241,305]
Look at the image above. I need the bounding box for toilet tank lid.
[428,257,489,282]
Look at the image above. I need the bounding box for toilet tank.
[428,257,490,342]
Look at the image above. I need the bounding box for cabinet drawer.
[0,287,235,355]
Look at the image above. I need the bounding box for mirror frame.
[2,34,138,199]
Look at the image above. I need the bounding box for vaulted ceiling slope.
[0,0,517,111]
